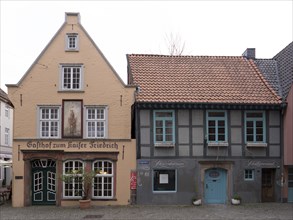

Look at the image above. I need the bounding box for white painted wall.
[0,100,13,187]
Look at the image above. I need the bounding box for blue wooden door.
[204,168,227,204]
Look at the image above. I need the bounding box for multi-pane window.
[93,160,113,199]
[5,105,9,118]
[153,170,176,192]
[40,107,60,138]
[63,160,84,198]
[245,112,265,143]
[86,107,106,138]
[244,169,255,181]
[207,111,227,142]
[154,111,175,144]
[61,66,82,90]
[4,128,9,145]
[66,34,78,50]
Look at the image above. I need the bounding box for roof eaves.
[0,88,14,108]
[135,101,282,110]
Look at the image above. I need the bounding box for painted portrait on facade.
[63,100,82,138]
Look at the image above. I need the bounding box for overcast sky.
[1,0,292,92]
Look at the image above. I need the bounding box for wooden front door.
[261,168,275,202]
[32,159,56,205]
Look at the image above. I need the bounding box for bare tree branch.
[164,32,185,55]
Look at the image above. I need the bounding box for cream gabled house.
[7,13,136,207]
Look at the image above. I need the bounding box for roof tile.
[127,54,282,104]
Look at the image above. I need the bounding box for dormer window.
[66,33,79,51]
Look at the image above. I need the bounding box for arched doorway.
[31,159,56,205]
[204,168,227,204]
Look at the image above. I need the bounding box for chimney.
[65,12,80,25]
[242,48,255,59]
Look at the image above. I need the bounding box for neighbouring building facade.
[256,42,293,203]
[273,42,293,203]
[7,13,136,207]
[0,88,14,187]
[127,52,284,205]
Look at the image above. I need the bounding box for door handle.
[206,184,208,189]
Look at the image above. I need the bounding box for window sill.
[246,142,267,147]
[62,198,117,201]
[58,90,84,93]
[65,49,79,52]
[91,198,117,201]
[61,198,82,201]
[153,191,177,194]
[207,142,229,147]
[154,143,175,148]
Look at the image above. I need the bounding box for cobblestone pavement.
[0,201,292,220]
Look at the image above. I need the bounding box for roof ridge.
[249,59,282,103]
[127,54,244,59]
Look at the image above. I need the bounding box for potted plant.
[231,194,241,205]
[61,169,96,209]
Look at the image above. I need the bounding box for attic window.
[66,33,79,51]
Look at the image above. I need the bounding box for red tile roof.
[127,54,282,104]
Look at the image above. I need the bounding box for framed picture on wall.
[62,100,83,138]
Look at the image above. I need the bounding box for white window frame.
[60,64,83,91]
[66,33,79,51]
[4,128,9,145]
[92,160,114,199]
[38,106,61,138]
[63,160,84,199]
[5,105,9,118]
[85,106,108,138]
[244,169,255,181]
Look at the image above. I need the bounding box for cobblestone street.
[0,202,293,220]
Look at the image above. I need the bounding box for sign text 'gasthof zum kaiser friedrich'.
[26,141,119,150]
